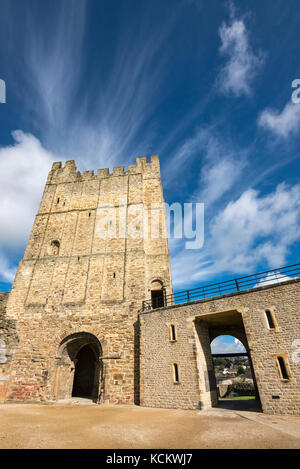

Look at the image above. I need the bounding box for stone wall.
[0,292,18,402]
[140,279,300,415]
[3,156,172,404]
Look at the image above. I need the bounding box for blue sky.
[211,335,245,354]
[0,0,300,303]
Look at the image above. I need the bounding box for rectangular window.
[170,324,177,341]
[276,356,289,380]
[173,363,180,383]
[265,310,275,329]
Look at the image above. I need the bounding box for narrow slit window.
[265,310,275,329]
[277,356,289,380]
[170,324,176,341]
[173,363,179,383]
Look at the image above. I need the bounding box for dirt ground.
[0,399,300,449]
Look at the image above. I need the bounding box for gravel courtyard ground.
[0,400,300,449]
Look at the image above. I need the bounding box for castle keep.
[0,156,172,404]
[0,155,300,415]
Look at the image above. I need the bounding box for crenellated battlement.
[47,155,160,184]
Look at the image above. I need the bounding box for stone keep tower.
[4,156,172,404]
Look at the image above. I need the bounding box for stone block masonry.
[1,154,300,416]
[140,279,300,415]
[2,156,172,404]
[0,292,18,402]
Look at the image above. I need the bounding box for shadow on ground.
[217,398,262,412]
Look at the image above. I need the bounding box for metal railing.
[142,262,300,311]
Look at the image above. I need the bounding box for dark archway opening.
[150,280,165,309]
[72,345,96,398]
[151,290,164,308]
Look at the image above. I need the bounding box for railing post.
[235,279,240,292]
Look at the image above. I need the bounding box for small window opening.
[173,363,180,383]
[277,356,289,380]
[50,240,60,255]
[57,198,60,204]
[151,290,164,309]
[266,310,275,329]
[170,324,177,341]
[89,212,91,217]
[113,272,116,278]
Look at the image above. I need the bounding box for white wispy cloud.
[163,128,209,187]
[0,131,56,282]
[164,127,248,205]
[196,131,248,207]
[209,183,300,270]
[200,158,246,207]
[217,9,264,97]
[258,101,300,138]
[0,0,298,293]
[3,0,177,171]
[171,182,300,287]
[0,1,178,285]
[255,271,295,287]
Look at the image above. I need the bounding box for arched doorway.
[72,345,96,398]
[194,310,261,411]
[210,334,260,410]
[55,332,103,402]
[150,279,165,309]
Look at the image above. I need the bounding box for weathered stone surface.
[1,155,300,416]
[0,292,18,402]
[2,156,172,404]
[140,279,300,415]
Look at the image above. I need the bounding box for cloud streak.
[217,9,264,97]
[1,0,178,170]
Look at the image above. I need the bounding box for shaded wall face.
[194,321,218,408]
[140,280,300,415]
[0,292,18,403]
[3,158,172,404]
